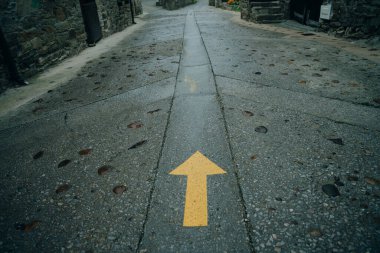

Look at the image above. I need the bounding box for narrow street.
[0,0,379,252]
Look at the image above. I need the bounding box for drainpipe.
[0,26,28,86]
[130,0,137,24]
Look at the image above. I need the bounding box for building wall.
[240,0,380,39]
[134,0,143,15]
[240,0,250,20]
[0,0,87,81]
[280,0,291,19]
[160,0,194,10]
[0,0,142,93]
[320,0,380,38]
[96,0,133,37]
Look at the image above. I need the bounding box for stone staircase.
[250,0,283,23]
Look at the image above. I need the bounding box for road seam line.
[135,11,187,253]
[194,12,256,253]
[0,76,178,133]
[214,74,380,109]
[222,93,380,133]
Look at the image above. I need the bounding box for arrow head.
[170,151,226,176]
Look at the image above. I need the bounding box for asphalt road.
[0,0,379,252]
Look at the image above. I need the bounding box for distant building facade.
[0,0,142,93]
[157,0,195,10]
[240,0,380,38]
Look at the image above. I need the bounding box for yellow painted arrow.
[170,151,226,227]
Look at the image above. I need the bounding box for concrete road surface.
[0,0,379,252]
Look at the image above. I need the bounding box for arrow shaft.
[183,175,207,227]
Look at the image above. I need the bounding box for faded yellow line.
[184,75,198,93]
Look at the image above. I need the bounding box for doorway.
[79,0,102,45]
[290,0,324,27]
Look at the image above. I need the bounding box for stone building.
[0,0,142,93]
[240,0,380,38]
[319,0,380,39]
[157,0,195,10]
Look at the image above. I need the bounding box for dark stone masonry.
[319,0,380,39]
[158,0,195,10]
[0,0,142,93]
[0,53,8,91]
[239,0,380,38]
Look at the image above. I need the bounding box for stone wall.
[240,0,380,39]
[0,0,142,93]
[240,0,283,23]
[134,0,143,15]
[0,0,87,81]
[0,51,8,94]
[161,0,194,10]
[239,0,250,20]
[320,0,380,39]
[240,0,292,22]
[280,0,291,19]
[97,0,143,36]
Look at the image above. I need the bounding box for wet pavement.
[0,0,379,252]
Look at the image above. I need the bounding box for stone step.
[251,13,283,23]
[251,6,282,15]
[256,19,283,23]
[248,0,282,24]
